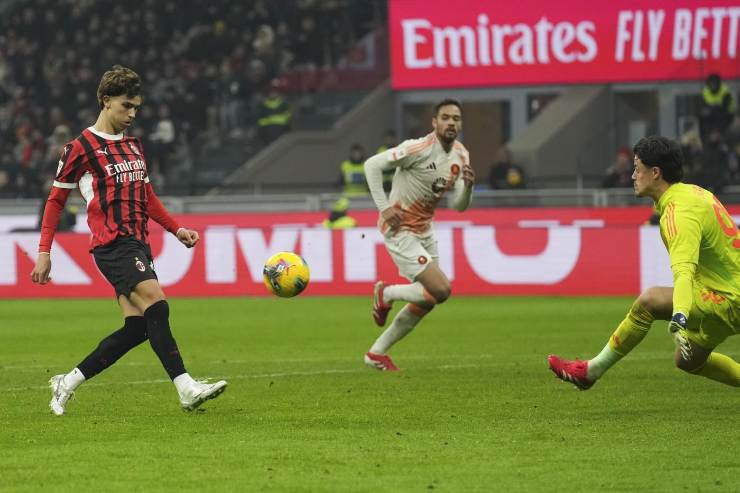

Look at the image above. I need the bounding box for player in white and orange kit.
[362,99,475,371]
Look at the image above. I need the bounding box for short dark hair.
[434,98,462,117]
[97,65,141,109]
[633,135,684,183]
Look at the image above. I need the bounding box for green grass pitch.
[1,297,738,492]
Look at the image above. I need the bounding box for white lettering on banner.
[205,226,236,283]
[616,10,665,62]
[729,8,740,57]
[402,15,597,69]
[236,227,300,282]
[434,26,477,67]
[300,227,332,282]
[647,10,665,60]
[462,225,586,284]
[152,233,194,286]
[0,233,90,285]
[204,226,332,284]
[402,19,433,68]
[672,7,740,60]
[639,226,672,291]
[0,215,37,233]
[343,228,385,281]
[434,224,455,280]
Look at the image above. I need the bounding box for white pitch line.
[1,363,489,393]
[0,354,495,371]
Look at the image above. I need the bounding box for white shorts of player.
[383,227,438,282]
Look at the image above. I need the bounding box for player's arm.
[32,143,82,285]
[661,203,701,332]
[364,146,409,230]
[31,187,73,284]
[449,150,474,212]
[146,183,199,248]
[363,150,396,212]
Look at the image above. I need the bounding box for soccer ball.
[262,252,310,298]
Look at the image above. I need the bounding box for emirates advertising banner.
[389,0,740,89]
[4,206,735,299]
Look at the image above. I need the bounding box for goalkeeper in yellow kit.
[549,135,740,388]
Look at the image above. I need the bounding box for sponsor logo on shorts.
[418,255,428,264]
[135,257,146,272]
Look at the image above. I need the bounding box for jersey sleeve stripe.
[667,203,677,238]
[53,180,77,189]
[406,138,434,156]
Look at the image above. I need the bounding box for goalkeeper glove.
[668,312,687,334]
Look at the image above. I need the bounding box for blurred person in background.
[601,147,634,188]
[324,143,367,229]
[31,65,226,416]
[488,146,526,189]
[148,103,176,181]
[256,79,291,145]
[363,99,475,371]
[699,73,736,145]
[339,142,368,198]
[694,128,732,194]
[322,196,357,229]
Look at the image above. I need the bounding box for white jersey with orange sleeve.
[364,132,471,235]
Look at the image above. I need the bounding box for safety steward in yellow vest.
[257,80,292,145]
[340,143,369,197]
[700,73,736,140]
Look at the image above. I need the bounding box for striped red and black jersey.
[52,127,172,249]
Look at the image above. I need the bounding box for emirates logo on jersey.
[135,257,146,272]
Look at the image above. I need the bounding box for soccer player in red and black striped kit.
[31,65,227,415]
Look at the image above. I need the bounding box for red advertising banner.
[389,0,740,89]
[0,206,694,299]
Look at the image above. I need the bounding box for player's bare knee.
[429,284,451,304]
[636,288,667,317]
[674,349,706,373]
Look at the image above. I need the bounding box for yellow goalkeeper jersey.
[656,183,740,315]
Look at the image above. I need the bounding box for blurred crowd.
[601,73,739,195]
[0,0,385,198]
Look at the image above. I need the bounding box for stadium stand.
[0,0,387,197]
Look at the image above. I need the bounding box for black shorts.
[93,236,158,298]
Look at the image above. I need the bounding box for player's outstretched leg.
[178,379,228,411]
[372,281,392,326]
[365,303,432,372]
[142,300,229,410]
[364,352,400,372]
[548,297,655,390]
[49,374,75,416]
[547,355,594,390]
[49,317,149,415]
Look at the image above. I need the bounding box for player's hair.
[633,135,684,183]
[97,65,141,109]
[433,98,462,117]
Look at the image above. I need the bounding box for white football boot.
[49,374,74,416]
[180,379,228,411]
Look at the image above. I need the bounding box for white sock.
[62,368,86,391]
[383,282,427,305]
[173,373,197,396]
[370,305,422,354]
[587,345,623,380]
